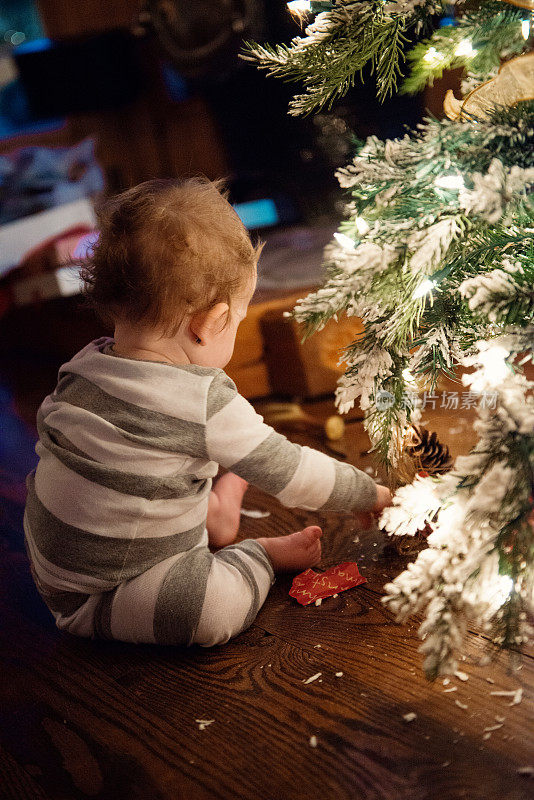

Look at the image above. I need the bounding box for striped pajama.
[24,337,377,646]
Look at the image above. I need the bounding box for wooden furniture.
[226,290,363,400]
[1,398,533,800]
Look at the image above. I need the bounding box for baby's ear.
[190,303,229,344]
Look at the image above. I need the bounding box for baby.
[24,178,391,647]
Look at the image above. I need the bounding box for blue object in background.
[161,62,191,104]
[73,230,100,260]
[0,137,104,224]
[0,382,37,551]
[0,78,64,140]
[233,198,280,230]
[0,0,44,44]
[0,384,37,478]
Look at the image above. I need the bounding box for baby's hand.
[372,484,392,514]
[354,484,392,530]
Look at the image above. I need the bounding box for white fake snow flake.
[403,712,417,723]
[309,736,318,748]
[444,687,457,693]
[490,688,523,706]
[483,724,504,732]
[454,671,469,682]
[335,672,343,677]
[314,644,322,648]
[315,599,322,606]
[517,767,534,776]
[455,700,468,710]
[303,672,322,684]
[196,719,215,731]
[240,508,271,518]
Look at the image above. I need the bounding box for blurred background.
[0,0,457,547]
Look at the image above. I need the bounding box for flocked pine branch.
[402,2,528,95]
[381,345,534,679]
[292,102,534,470]
[241,0,444,111]
[249,0,534,678]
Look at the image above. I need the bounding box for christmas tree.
[244,0,534,679]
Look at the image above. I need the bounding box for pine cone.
[386,426,454,557]
[405,425,453,475]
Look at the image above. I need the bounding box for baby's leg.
[50,529,322,647]
[56,539,275,647]
[206,472,248,548]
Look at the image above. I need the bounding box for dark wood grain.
[1,398,533,800]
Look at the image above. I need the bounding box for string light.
[402,368,415,382]
[454,39,475,58]
[412,279,437,299]
[434,174,465,190]
[333,232,357,251]
[287,1,312,18]
[521,19,531,40]
[470,343,510,390]
[484,575,514,612]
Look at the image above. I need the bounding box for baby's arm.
[206,372,380,515]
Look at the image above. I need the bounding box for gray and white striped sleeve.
[205,371,377,513]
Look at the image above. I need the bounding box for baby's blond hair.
[81,178,262,335]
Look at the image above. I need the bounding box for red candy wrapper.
[289,562,367,606]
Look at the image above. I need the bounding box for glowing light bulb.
[521,19,531,40]
[412,279,436,299]
[454,39,475,58]
[334,232,357,251]
[486,575,514,609]
[402,368,415,382]
[287,1,311,16]
[424,47,443,64]
[434,174,465,190]
[476,344,510,389]
[354,216,370,236]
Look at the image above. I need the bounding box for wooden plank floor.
[1,399,533,800]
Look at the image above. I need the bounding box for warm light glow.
[454,39,475,58]
[424,47,443,64]
[334,232,357,251]
[474,344,510,389]
[521,19,531,40]
[412,279,436,299]
[434,174,465,190]
[486,575,514,609]
[354,216,370,236]
[287,1,312,17]
[402,368,415,382]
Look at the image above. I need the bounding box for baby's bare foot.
[207,472,248,547]
[257,526,322,573]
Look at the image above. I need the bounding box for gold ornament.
[444,52,534,121]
